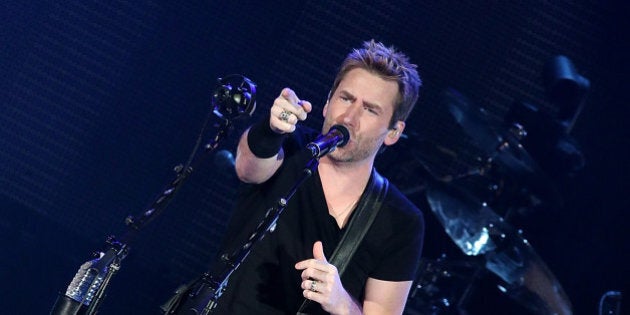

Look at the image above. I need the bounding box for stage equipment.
[504,56,589,179]
[543,55,590,133]
[444,88,562,215]
[598,291,622,315]
[407,55,589,313]
[50,75,256,315]
[425,183,573,315]
[406,256,480,315]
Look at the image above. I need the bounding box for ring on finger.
[279,110,292,122]
[309,280,318,292]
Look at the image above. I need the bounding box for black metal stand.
[51,74,257,315]
[126,118,232,234]
[50,119,232,315]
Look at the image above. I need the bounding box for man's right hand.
[269,88,312,134]
[235,88,312,184]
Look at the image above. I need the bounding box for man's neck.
[317,158,372,228]
[318,156,373,187]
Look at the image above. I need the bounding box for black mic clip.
[212,75,257,121]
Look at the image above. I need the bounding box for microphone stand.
[50,118,231,315]
[51,75,256,315]
[161,156,320,315]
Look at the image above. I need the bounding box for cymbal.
[444,88,525,168]
[426,182,504,256]
[410,139,477,183]
[485,229,573,315]
[443,88,561,207]
[445,88,502,154]
[426,183,572,315]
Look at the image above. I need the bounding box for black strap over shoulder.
[297,168,389,314]
[328,169,389,275]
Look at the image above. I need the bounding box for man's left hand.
[295,241,361,315]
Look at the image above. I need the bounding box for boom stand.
[50,118,233,315]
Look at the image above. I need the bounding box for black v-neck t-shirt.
[211,126,424,314]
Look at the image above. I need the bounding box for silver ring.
[309,280,317,292]
[279,110,291,122]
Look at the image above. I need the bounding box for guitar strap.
[296,168,389,314]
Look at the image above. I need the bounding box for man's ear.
[322,100,328,117]
[384,121,405,146]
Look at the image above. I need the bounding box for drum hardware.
[598,291,622,315]
[406,256,483,315]
[407,79,589,314]
[412,182,573,315]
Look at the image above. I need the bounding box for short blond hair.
[330,40,422,126]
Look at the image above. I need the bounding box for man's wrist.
[332,290,362,315]
[246,117,287,158]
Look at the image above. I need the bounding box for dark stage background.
[0,1,627,314]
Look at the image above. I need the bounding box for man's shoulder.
[384,180,422,212]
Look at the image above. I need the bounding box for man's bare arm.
[234,87,311,184]
[235,127,284,184]
[362,278,412,315]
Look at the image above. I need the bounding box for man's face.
[322,68,405,164]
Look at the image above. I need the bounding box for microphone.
[307,125,350,158]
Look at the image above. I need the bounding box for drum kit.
[405,88,574,314]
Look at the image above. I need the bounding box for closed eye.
[364,104,381,115]
[339,95,353,104]
[337,90,355,104]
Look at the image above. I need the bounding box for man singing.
[213,39,424,315]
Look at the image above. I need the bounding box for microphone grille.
[330,125,350,147]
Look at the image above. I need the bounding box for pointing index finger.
[281,88,309,120]
[281,88,299,105]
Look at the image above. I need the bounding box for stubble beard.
[321,119,384,165]
[327,133,383,165]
